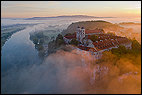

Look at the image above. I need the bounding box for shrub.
[107,32,116,36]
[90,35,98,42]
[70,38,79,46]
[65,33,73,36]
[33,37,38,44]
[57,39,65,46]
[131,39,141,53]
[56,34,63,40]
[111,45,127,57]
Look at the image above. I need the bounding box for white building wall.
[87,43,94,48]
[76,27,81,41]
[76,27,86,43]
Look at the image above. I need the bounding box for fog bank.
[1,49,141,94]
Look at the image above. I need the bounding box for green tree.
[90,35,98,42]
[55,34,65,46]
[57,39,65,46]
[107,32,115,36]
[56,34,63,40]
[111,45,127,57]
[40,38,44,44]
[33,37,38,44]
[36,32,43,38]
[65,33,73,36]
[131,39,141,50]
[37,45,44,51]
[70,38,79,46]
[131,38,141,55]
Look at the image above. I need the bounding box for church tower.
[76,26,85,43]
[80,27,85,43]
[76,26,81,41]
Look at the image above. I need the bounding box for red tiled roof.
[78,45,98,52]
[64,30,131,52]
[89,48,97,52]
[92,36,131,50]
[78,45,91,51]
[64,34,76,39]
[93,40,116,50]
[78,46,89,50]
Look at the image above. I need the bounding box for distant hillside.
[61,20,123,35]
[25,15,115,20]
[118,22,141,25]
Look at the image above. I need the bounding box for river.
[1,25,42,73]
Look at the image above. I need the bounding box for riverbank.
[1,24,36,50]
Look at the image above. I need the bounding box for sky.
[1,1,141,18]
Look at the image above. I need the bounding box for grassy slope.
[61,20,123,35]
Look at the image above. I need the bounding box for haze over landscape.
[1,1,141,18]
[1,1,141,94]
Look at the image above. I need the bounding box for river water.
[1,26,42,72]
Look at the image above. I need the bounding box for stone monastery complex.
[63,26,132,59]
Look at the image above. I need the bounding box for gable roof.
[64,34,76,39]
